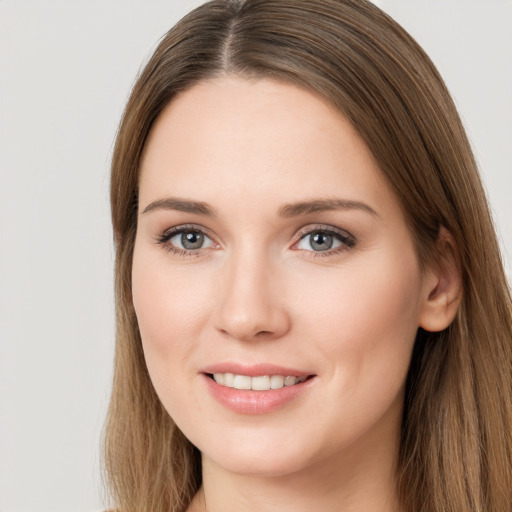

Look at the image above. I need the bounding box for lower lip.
[202,374,315,415]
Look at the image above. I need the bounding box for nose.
[212,249,291,342]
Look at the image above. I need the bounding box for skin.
[132,76,457,512]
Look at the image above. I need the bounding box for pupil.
[311,232,333,251]
[181,231,204,250]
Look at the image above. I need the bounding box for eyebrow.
[278,198,378,218]
[141,196,378,218]
[141,198,216,216]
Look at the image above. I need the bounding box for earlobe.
[419,227,463,332]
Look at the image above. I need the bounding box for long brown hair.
[104,1,512,511]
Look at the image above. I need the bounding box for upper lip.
[200,362,314,378]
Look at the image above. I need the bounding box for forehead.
[138,76,395,216]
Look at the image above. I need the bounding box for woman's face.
[132,76,433,477]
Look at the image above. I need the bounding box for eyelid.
[158,223,215,241]
[294,223,355,241]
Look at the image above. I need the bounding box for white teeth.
[212,373,307,391]
[233,375,252,390]
[252,375,271,391]
[224,373,234,387]
[270,375,285,389]
[284,376,296,386]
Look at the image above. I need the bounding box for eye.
[157,226,217,254]
[294,227,355,254]
[170,230,213,250]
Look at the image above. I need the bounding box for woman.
[104,1,512,511]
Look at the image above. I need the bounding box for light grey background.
[0,1,510,511]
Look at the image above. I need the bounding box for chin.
[198,431,320,478]
[210,454,310,478]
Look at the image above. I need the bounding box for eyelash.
[155,224,356,258]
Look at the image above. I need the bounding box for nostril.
[255,330,273,337]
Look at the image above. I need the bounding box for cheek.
[132,240,212,337]
[293,245,423,388]
[131,245,213,399]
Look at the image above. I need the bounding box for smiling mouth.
[208,373,312,391]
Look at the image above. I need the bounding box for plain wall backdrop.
[0,1,510,511]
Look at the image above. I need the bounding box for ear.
[419,226,463,332]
